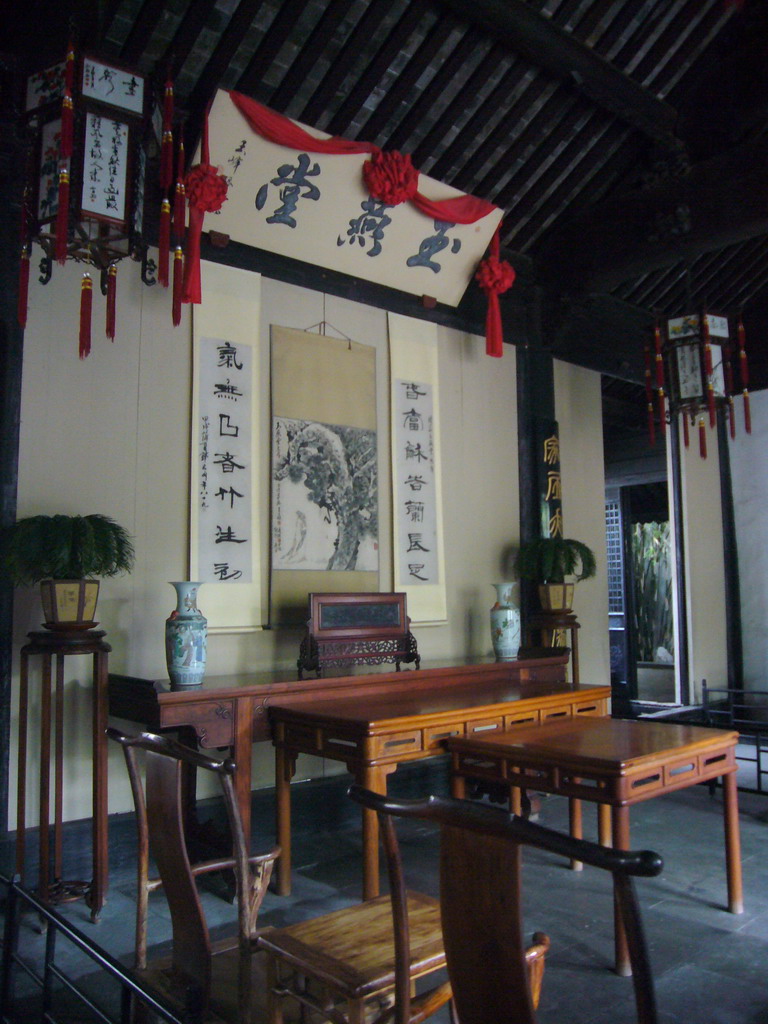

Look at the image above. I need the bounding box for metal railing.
[0,874,186,1024]
[702,684,768,795]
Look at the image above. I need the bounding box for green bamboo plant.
[631,521,673,662]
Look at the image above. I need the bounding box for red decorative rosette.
[475,255,515,297]
[362,150,418,206]
[185,163,229,213]
[181,162,229,305]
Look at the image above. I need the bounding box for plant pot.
[40,579,100,629]
[537,583,574,612]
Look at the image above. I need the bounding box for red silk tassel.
[106,265,117,340]
[657,390,666,436]
[738,317,749,388]
[61,93,74,159]
[55,167,70,264]
[744,390,752,434]
[159,79,174,191]
[699,417,707,458]
[728,397,736,440]
[61,42,75,159]
[682,412,690,448]
[173,138,186,241]
[707,383,716,427]
[18,248,30,328]
[79,274,93,358]
[172,247,183,326]
[158,199,171,287]
[643,345,655,445]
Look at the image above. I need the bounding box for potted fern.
[0,513,134,629]
[514,535,596,611]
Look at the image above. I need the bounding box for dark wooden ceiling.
[7,0,768,401]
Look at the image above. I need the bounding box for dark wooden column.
[516,287,555,626]
[0,58,26,834]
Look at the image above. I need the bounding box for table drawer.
[573,699,607,717]
[503,710,540,730]
[367,730,424,759]
[466,716,505,737]
[424,723,464,750]
[540,704,573,723]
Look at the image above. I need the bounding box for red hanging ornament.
[106,264,117,340]
[698,417,707,459]
[728,397,736,440]
[173,136,186,241]
[682,411,690,448]
[182,110,228,304]
[79,273,93,359]
[172,247,183,326]
[475,224,515,357]
[362,150,419,206]
[60,42,75,159]
[55,166,70,264]
[643,345,655,446]
[744,390,752,434]
[158,198,171,287]
[18,247,30,329]
[159,78,174,191]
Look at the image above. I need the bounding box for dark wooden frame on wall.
[297,592,420,678]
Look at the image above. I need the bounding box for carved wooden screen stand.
[297,592,420,678]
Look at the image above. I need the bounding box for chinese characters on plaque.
[196,336,253,584]
[82,114,129,222]
[536,420,563,538]
[393,380,439,584]
[204,90,501,306]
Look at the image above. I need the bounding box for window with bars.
[605,500,623,614]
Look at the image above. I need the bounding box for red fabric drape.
[475,226,515,357]
[182,110,228,304]
[228,91,497,224]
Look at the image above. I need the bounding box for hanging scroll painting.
[270,326,379,625]
[191,261,264,632]
[201,89,502,307]
[388,313,446,623]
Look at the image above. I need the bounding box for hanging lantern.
[20,47,162,354]
[645,312,750,457]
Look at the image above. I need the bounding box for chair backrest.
[108,728,279,1020]
[349,785,663,1024]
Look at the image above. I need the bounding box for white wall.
[730,390,768,691]
[553,360,610,687]
[11,253,554,825]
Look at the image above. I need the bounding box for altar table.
[269,678,610,898]
[109,654,576,850]
[447,716,743,976]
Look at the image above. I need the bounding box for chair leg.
[265,955,285,1024]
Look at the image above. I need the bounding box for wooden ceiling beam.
[432,0,678,145]
[538,134,768,293]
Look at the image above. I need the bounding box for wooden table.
[108,653,577,860]
[269,679,610,899]
[448,717,743,976]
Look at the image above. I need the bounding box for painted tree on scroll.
[273,418,378,571]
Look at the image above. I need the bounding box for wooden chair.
[348,786,664,1024]
[108,728,280,1023]
[257,805,548,1024]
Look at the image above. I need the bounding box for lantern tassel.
[158,199,171,287]
[657,390,666,436]
[18,248,30,328]
[173,137,186,241]
[744,390,752,434]
[55,167,70,264]
[728,397,736,440]
[106,265,117,340]
[61,93,74,159]
[698,417,707,459]
[79,274,93,359]
[682,412,690,448]
[172,247,183,326]
[159,78,175,191]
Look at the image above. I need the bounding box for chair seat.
[258,892,446,1000]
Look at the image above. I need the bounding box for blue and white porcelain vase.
[490,582,521,661]
[165,581,207,688]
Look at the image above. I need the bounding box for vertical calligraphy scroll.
[388,312,446,623]
[191,261,263,631]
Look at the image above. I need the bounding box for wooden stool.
[525,611,580,684]
[16,629,111,921]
